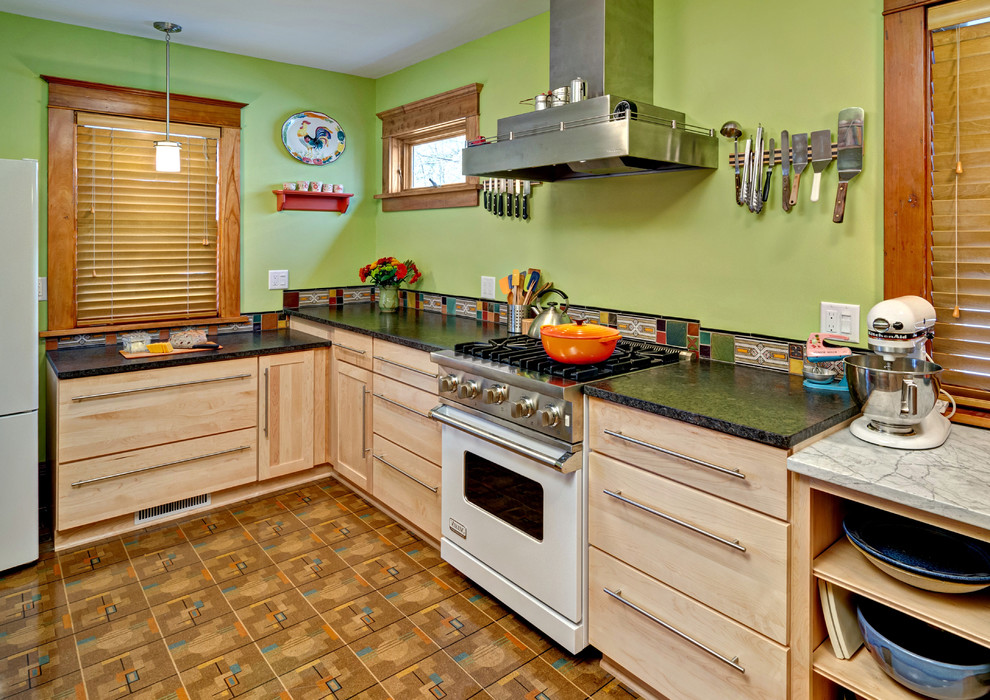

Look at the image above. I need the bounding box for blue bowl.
[856,599,990,699]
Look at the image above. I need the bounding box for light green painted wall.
[375,0,885,342]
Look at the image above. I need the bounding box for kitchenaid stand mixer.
[845,296,955,449]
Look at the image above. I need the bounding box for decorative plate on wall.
[281,111,346,165]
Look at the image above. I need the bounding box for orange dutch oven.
[541,320,622,364]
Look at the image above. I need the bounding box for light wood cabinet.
[287,317,333,465]
[333,358,374,491]
[372,435,440,540]
[258,352,315,480]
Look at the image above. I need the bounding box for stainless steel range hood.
[462,0,718,181]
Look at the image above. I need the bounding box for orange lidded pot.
[540,320,622,364]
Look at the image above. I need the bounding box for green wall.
[375,0,885,342]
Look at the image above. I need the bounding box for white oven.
[431,403,588,653]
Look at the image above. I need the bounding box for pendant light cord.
[165,29,171,142]
[953,27,961,318]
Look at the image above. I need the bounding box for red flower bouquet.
[359,257,421,287]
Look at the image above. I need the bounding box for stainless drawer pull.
[263,368,270,437]
[602,429,745,480]
[335,343,367,355]
[71,373,252,401]
[604,489,746,552]
[70,445,252,487]
[373,393,432,420]
[373,355,438,378]
[373,454,438,493]
[362,389,371,455]
[603,587,745,674]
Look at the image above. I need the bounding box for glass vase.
[377,285,400,313]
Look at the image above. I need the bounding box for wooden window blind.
[75,113,220,324]
[929,4,990,392]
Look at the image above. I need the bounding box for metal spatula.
[833,108,864,223]
[788,133,808,208]
[809,129,831,202]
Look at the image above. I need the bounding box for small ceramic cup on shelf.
[309,181,323,192]
[333,184,344,193]
[322,183,334,192]
[282,182,297,191]
[296,180,308,191]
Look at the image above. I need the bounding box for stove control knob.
[439,375,459,394]
[457,380,481,400]
[483,384,508,405]
[537,404,561,428]
[510,397,537,418]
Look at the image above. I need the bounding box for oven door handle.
[429,406,579,473]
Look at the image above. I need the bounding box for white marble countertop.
[788,423,990,532]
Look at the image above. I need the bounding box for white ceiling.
[0,0,549,78]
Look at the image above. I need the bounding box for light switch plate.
[481,276,496,300]
[38,277,47,301]
[268,270,289,290]
[820,301,860,343]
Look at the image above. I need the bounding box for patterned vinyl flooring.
[0,475,643,699]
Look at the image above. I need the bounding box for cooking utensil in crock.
[527,288,570,338]
[541,320,621,364]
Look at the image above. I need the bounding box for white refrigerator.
[0,158,39,570]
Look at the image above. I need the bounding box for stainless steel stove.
[429,333,692,653]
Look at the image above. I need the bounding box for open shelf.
[815,537,990,648]
[814,641,920,700]
[272,189,353,213]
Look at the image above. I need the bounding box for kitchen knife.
[781,131,792,212]
[832,107,864,223]
[739,138,752,206]
[522,181,531,220]
[498,179,506,217]
[789,133,808,207]
[809,129,831,202]
[750,125,764,212]
[762,137,775,203]
[514,180,521,218]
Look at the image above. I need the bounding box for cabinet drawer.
[372,435,441,540]
[58,358,258,463]
[333,328,373,370]
[589,398,788,520]
[287,316,333,341]
[57,427,257,531]
[372,375,441,465]
[589,452,788,643]
[589,547,787,700]
[373,340,438,393]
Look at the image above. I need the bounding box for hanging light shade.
[153,21,182,173]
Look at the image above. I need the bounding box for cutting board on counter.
[119,346,223,359]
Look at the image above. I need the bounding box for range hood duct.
[462,0,718,181]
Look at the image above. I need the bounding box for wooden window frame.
[883,0,990,423]
[43,76,247,335]
[375,83,482,212]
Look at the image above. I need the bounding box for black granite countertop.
[584,361,859,449]
[286,305,505,351]
[46,329,331,379]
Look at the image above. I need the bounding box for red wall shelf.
[273,189,354,213]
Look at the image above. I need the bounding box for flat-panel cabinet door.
[259,351,315,480]
[334,360,373,491]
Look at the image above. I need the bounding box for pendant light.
[153,21,182,173]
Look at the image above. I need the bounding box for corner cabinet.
[258,352,315,480]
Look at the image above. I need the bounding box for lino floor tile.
[0,580,68,626]
[254,616,343,676]
[230,497,290,525]
[258,529,326,564]
[278,547,349,588]
[460,587,510,622]
[446,623,536,688]
[350,548,421,590]
[203,544,274,583]
[332,531,397,566]
[67,581,149,633]
[7,669,85,699]
[140,562,216,606]
[0,634,79,695]
[0,557,61,591]
[318,592,403,644]
[279,645,379,700]
[151,584,233,637]
[177,637,278,697]
[486,657,586,700]
[164,611,253,671]
[82,640,182,699]
[350,684,392,700]
[407,595,495,649]
[57,538,127,578]
[591,678,644,698]
[74,610,162,666]
[352,507,397,531]
[348,618,438,681]
[379,569,455,616]
[218,566,294,610]
[275,484,331,511]
[316,477,352,500]
[178,508,241,541]
[429,561,473,593]
[497,613,553,655]
[127,540,200,580]
[374,523,420,549]
[244,511,308,544]
[540,645,613,696]
[293,499,352,528]
[295,569,374,615]
[0,605,73,653]
[334,493,373,514]
[307,514,372,544]
[121,524,188,557]
[62,560,139,603]
[382,649,481,700]
[401,541,443,569]
[188,525,256,560]
[235,588,314,640]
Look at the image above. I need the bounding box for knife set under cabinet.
[482,178,537,220]
[726,107,863,223]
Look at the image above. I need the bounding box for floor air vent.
[135,493,211,525]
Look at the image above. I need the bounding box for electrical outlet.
[268,269,289,290]
[38,277,47,301]
[820,302,860,343]
[481,275,496,300]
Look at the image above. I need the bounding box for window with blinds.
[75,113,220,324]
[929,5,990,393]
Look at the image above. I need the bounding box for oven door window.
[464,451,544,541]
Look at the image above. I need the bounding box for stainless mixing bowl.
[845,355,944,432]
